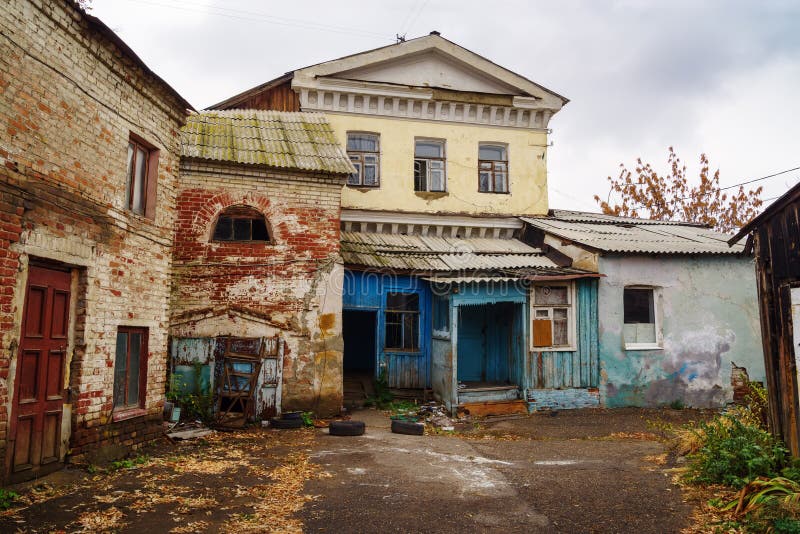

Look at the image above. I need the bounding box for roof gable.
[292,34,567,107]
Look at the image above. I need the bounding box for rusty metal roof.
[180,110,355,175]
[340,232,564,271]
[522,212,746,255]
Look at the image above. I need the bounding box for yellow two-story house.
[211,32,589,414]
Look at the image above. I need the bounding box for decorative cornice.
[294,79,557,129]
[340,209,523,238]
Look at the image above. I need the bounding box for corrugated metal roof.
[340,232,562,271]
[522,212,745,255]
[180,110,355,175]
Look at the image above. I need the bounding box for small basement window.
[623,287,661,349]
[212,206,270,242]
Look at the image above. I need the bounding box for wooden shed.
[730,183,800,455]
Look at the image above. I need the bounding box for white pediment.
[334,50,523,95]
[292,34,567,108]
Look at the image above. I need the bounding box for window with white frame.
[623,287,660,348]
[414,139,446,192]
[346,133,380,187]
[531,284,574,348]
[478,144,508,193]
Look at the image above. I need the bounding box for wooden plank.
[459,400,528,417]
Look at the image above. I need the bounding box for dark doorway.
[9,265,71,482]
[343,310,377,407]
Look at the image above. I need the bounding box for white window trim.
[623,285,664,351]
[413,137,447,193]
[530,282,577,352]
[346,131,381,187]
[478,142,510,194]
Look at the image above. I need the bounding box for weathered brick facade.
[0,0,188,478]
[171,160,345,415]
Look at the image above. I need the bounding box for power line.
[116,0,396,41]
[718,165,800,191]
[623,166,800,212]
[404,0,431,36]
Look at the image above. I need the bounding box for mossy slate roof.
[180,110,355,175]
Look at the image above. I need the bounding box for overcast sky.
[91,0,800,212]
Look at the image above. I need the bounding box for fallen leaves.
[75,506,126,532]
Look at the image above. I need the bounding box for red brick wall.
[0,0,186,472]
[172,161,344,415]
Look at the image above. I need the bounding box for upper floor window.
[126,134,158,218]
[212,206,270,242]
[478,144,508,193]
[414,139,446,192]
[347,133,380,187]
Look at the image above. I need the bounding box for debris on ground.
[165,421,215,441]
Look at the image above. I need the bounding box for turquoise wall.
[598,255,764,408]
[529,278,599,389]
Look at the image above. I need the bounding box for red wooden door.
[9,266,71,480]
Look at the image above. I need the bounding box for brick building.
[0,0,190,481]
[172,110,353,417]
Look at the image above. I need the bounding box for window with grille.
[385,292,420,351]
[478,144,508,193]
[346,133,380,187]
[414,140,446,192]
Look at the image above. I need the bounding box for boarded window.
[623,288,657,346]
[432,293,449,333]
[385,292,420,350]
[532,285,572,348]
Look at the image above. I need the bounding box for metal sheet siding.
[529,278,599,389]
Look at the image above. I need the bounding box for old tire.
[281,411,303,420]
[391,420,425,436]
[329,420,365,436]
[270,417,303,429]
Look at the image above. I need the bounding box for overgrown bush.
[687,414,788,488]
[166,362,214,423]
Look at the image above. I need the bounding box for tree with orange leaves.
[594,147,763,233]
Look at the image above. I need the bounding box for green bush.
[0,488,19,510]
[687,414,788,488]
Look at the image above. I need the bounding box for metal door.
[9,266,70,480]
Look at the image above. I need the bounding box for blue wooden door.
[457,306,486,381]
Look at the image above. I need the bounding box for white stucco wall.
[598,254,764,408]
